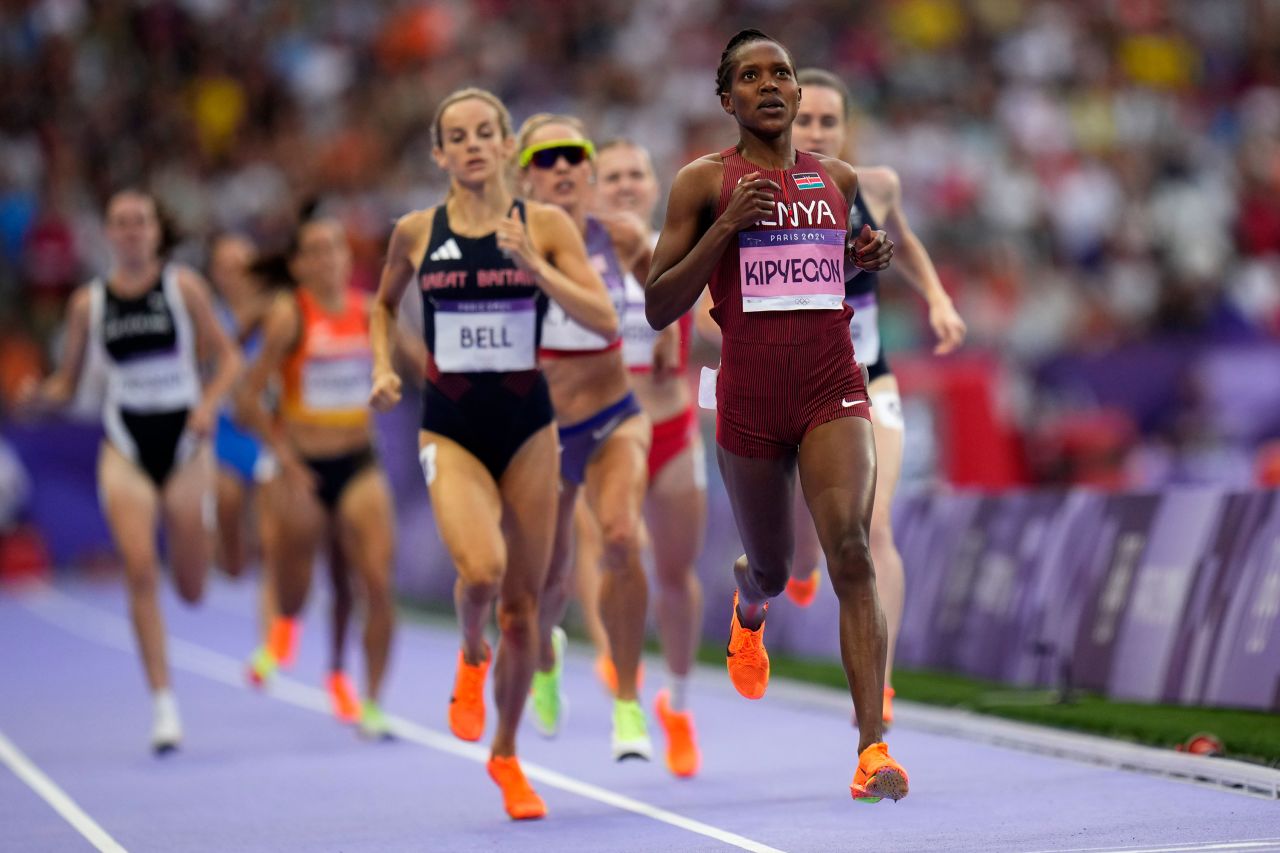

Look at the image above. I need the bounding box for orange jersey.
[280,288,372,428]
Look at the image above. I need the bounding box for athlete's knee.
[826,531,874,593]
[599,513,642,569]
[455,553,504,589]
[738,554,788,598]
[496,594,537,643]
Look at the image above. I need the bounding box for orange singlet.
[280,288,373,429]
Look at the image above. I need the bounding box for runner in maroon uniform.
[645,29,908,802]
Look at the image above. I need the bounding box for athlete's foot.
[850,742,909,803]
[595,654,644,697]
[529,627,568,738]
[151,690,182,755]
[785,568,821,607]
[448,647,490,742]
[359,699,393,741]
[327,671,361,724]
[246,645,278,688]
[487,755,547,820]
[270,617,300,669]
[611,699,652,762]
[654,689,700,778]
[726,591,769,699]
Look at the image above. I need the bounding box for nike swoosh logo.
[841,398,866,408]
[591,416,622,441]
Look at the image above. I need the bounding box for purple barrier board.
[1202,492,1280,710]
[1104,489,1226,703]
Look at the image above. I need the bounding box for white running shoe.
[151,690,182,754]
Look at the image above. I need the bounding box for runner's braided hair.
[715,28,795,95]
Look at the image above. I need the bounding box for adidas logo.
[429,238,462,262]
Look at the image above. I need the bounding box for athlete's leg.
[535,481,579,672]
[569,497,610,663]
[215,468,248,578]
[645,439,706,689]
[160,444,215,606]
[264,472,325,621]
[583,416,650,702]
[491,425,559,758]
[255,477,282,641]
[336,467,396,702]
[797,416,886,752]
[422,432,506,668]
[715,445,798,629]
[325,527,353,674]
[98,444,166,690]
[868,375,906,682]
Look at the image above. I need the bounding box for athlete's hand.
[721,172,780,232]
[369,366,402,412]
[495,206,540,274]
[849,225,893,272]
[186,402,216,438]
[652,323,682,380]
[12,375,43,416]
[928,297,967,355]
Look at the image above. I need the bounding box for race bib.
[302,355,372,411]
[739,229,845,312]
[114,356,198,411]
[847,293,881,365]
[434,298,537,372]
[620,273,657,369]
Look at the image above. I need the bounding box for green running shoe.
[611,698,652,762]
[528,627,568,737]
[359,699,393,741]
[246,646,277,688]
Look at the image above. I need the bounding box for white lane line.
[0,728,129,853]
[1024,840,1280,853]
[21,588,785,853]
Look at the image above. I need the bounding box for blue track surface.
[2,578,1277,852]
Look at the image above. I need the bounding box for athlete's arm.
[645,158,779,330]
[370,209,432,412]
[236,292,311,489]
[177,267,243,438]
[863,167,966,355]
[19,285,92,411]
[820,156,894,274]
[508,203,618,339]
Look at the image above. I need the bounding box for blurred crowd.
[2,0,1279,486]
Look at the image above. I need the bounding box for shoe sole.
[852,768,908,803]
[152,741,180,756]
[612,740,653,762]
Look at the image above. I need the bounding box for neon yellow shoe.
[359,699,393,741]
[528,627,567,738]
[246,646,277,688]
[611,699,652,762]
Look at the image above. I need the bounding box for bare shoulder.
[674,154,724,187]
[67,283,94,318]
[814,153,858,195]
[389,207,436,259]
[525,199,576,239]
[853,166,901,206]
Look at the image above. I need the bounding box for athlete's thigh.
[584,416,649,534]
[264,467,327,566]
[645,444,707,579]
[496,424,560,601]
[336,466,396,584]
[868,376,904,527]
[161,443,215,565]
[715,442,798,574]
[796,416,876,554]
[98,443,161,570]
[422,430,506,585]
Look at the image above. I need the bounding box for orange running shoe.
[726,591,769,700]
[594,655,645,697]
[883,686,895,728]
[448,648,490,742]
[785,568,821,607]
[654,689,700,778]
[850,741,909,803]
[487,755,546,820]
[327,671,361,724]
[268,617,300,670]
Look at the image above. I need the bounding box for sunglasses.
[519,139,596,169]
